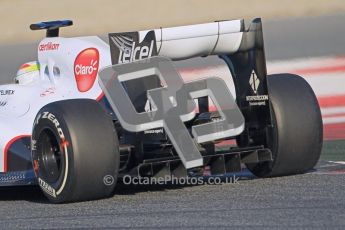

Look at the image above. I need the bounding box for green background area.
[321,140,345,161]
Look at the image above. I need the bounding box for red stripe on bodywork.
[96,92,105,101]
[4,135,31,172]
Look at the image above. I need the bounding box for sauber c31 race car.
[0,19,322,203]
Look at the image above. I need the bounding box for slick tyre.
[247,74,323,177]
[32,99,119,203]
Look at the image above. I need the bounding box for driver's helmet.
[15,61,40,85]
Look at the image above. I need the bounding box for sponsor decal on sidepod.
[74,48,100,92]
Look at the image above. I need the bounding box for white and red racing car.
[0,19,322,203]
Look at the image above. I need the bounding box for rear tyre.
[32,99,119,203]
[247,74,323,177]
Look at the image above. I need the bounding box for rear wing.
[109,18,268,104]
[108,18,272,148]
[110,19,246,63]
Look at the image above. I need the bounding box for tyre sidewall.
[32,107,76,203]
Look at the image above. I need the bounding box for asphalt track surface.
[0,14,345,229]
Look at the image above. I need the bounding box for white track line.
[328,161,345,165]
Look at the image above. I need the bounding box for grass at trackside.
[320,140,345,161]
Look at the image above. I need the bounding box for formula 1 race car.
[0,19,322,203]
